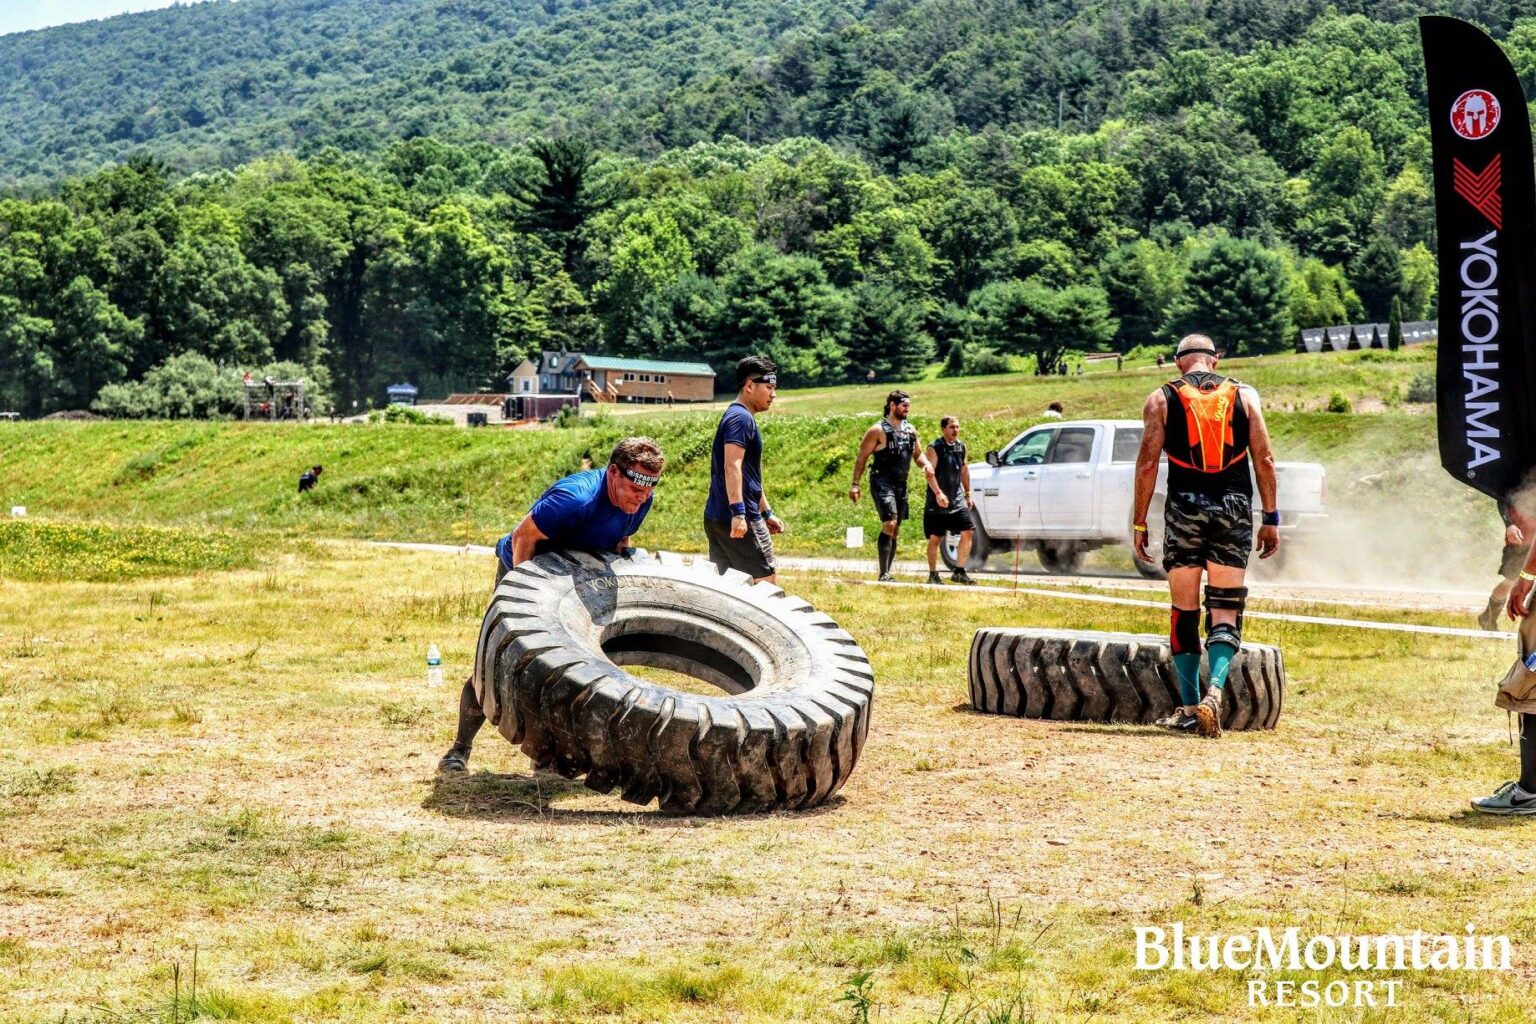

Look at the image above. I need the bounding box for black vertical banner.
[1422,16,1536,501]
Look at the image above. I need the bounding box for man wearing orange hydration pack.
[1132,335,1281,738]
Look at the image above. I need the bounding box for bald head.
[1175,334,1219,370]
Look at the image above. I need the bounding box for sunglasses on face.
[616,465,660,488]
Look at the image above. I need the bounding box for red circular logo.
[1451,89,1501,140]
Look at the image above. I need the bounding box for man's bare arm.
[961,459,973,506]
[850,425,881,489]
[924,445,945,499]
[510,514,550,567]
[912,435,937,479]
[724,442,746,504]
[1132,389,1166,527]
[1243,387,1278,514]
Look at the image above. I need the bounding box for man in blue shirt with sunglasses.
[440,435,666,773]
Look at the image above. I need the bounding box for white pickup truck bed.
[946,419,1327,577]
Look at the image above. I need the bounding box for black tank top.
[1161,371,1253,497]
[871,419,917,484]
[928,437,967,508]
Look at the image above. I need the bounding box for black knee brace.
[1204,585,1247,647]
[1170,606,1201,654]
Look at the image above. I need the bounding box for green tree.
[1399,242,1436,321]
[1349,233,1401,321]
[969,280,1116,375]
[1287,257,1361,330]
[1098,239,1182,351]
[1387,295,1403,350]
[710,244,850,386]
[843,280,933,382]
[1172,237,1291,354]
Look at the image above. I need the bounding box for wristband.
[1521,570,1536,583]
[1132,523,1148,533]
[1261,510,1281,527]
[760,507,773,520]
[729,502,747,518]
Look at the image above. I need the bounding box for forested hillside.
[3,0,1531,186]
[3,1,1535,417]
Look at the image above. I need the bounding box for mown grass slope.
[0,347,1495,579]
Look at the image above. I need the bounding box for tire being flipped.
[472,550,875,814]
[968,628,1283,730]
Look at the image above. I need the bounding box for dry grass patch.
[2,542,1535,1021]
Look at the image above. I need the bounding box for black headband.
[748,374,778,386]
[1176,347,1218,359]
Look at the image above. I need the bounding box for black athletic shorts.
[923,503,974,539]
[1163,491,1253,572]
[704,516,776,579]
[870,477,909,523]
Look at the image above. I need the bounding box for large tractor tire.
[472,550,875,814]
[967,628,1283,730]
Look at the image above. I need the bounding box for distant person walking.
[924,416,976,585]
[297,465,322,493]
[703,356,784,584]
[439,436,666,773]
[850,390,937,582]
[1481,500,1534,631]
[1133,334,1281,738]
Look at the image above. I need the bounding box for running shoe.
[951,569,977,585]
[1194,688,1223,738]
[1471,780,1536,815]
[1155,710,1198,731]
[927,571,944,585]
[878,573,895,583]
[1478,602,1500,633]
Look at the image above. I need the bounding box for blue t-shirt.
[705,402,764,522]
[497,468,652,569]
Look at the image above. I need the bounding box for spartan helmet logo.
[1451,89,1501,140]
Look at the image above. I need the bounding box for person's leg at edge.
[439,678,484,771]
[878,519,899,578]
[1521,714,1536,793]
[926,533,943,584]
[1168,566,1203,713]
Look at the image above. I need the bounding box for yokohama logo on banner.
[1422,17,1536,501]
[1454,155,1502,229]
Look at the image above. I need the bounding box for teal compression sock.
[1172,652,1202,707]
[1206,640,1237,691]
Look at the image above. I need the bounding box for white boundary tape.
[365,541,1513,641]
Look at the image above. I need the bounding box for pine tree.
[1387,295,1402,351]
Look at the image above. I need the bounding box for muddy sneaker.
[1155,710,1198,731]
[927,571,944,585]
[1478,602,1500,632]
[951,568,977,585]
[1194,689,1223,738]
[437,745,471,773]
[1471,780,1536,815]
[878,572,895,583]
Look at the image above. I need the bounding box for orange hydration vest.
[1164,374,1248,473]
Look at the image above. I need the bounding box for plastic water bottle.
[426,643,443,688]
[1523,651,1536,673]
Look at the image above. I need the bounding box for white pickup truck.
[940,419,1327,578]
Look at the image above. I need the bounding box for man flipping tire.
[1132,335,1280,738]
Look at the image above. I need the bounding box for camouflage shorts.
[1163,491,1252,572]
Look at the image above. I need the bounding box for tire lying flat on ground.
[473,550,875,813]
[967,628,1283,730]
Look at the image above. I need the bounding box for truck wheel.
[940,520,992,572]
[1036,541,1083,575]
[967,628,1283,730]
[472,550,875,814]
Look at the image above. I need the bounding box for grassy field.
[3,523,1535,1022]
[0,345,1503,588]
